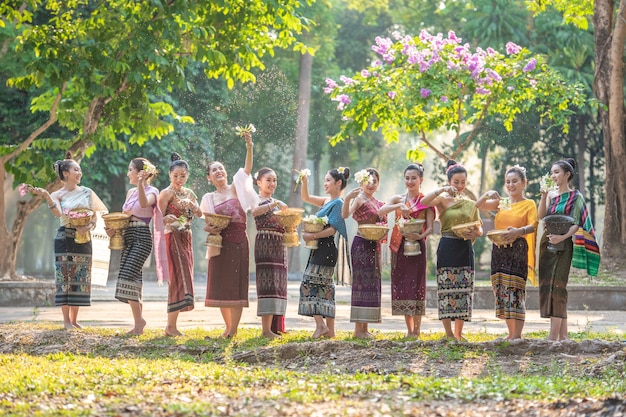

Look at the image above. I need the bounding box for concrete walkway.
[1,280,624,337]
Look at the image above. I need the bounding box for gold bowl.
[357,224,389,241]
[451,221,481,239]
[102,212,131,250]
[67,209,94,244]
[204,213,232,248]
[274,208,304,247]
[486,229,510,248]
[302,220,325,249]
[398,219,425,256]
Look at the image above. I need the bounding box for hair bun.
[565,157,576,171]
[342,167,350,180]
[171,152,182,162]
[65,151,73,160]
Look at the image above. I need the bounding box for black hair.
[329,167,351,190]
[554,158,576,181]
[404,163,424,178]
[131,157,158,182]
[169,152,189,172]
[52,151,76,181]
[505,165,527,182]
[445,159,467,180]
[254,167,275,182]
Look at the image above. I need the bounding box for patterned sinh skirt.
[255,230,288,317]
[298,236,337,318]
[115,223,153,304]
[205,223,250,308]
[350,236,382,323]
[54,227,92,307]
[491,238,528,321]
[436,236,475,321]
[538,235,573,319]
[166,230,195,313]
[391,238,426,317]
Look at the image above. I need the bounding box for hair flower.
[337,167,345,174]
[142,162,157,176]
[354,169,372,185]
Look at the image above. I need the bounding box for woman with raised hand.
[250,167,288,338]
[109,158,167,335]
[201,131,257,338]
[299,167,349,339]
[378,163,434,338]
[158,153,202,336]
[421,160,482,341]
[31,152,107,330]
[342,168,386,339]
[476,165,537,340]
[538,158,600,341]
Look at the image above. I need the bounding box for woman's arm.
[300,175,326,207]
[251,199,281,217]
[341,187,361,219]
[302,226,337,242]
[475,190,500,211]
[243,132,253,175]
[377,195,405,217]
[537,190,550,219]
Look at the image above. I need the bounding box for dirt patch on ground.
[1,325,625,416]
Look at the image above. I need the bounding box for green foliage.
[1,0,311,188]
[327,30,587,161]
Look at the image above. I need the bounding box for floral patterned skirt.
[491,238,527,321]
[54,227,92,307]
[298,237,337,318]
[436,236,474,321]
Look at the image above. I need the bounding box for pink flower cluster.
[19,183,32,197]
[64,209,92,219]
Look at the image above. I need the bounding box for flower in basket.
[539,173,557,193]
[498,197,511,211]
[294,168,311,191]
[176,215,190,231]
[64,209,92,219]
[397,217,421,226]
[235,124,256,137]
[354,169,373,186]
[302,214,328,225]
[19,183,33,197]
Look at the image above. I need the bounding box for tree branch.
[420,130,449,161]
[451,97,493,161]
[0,83,66,165]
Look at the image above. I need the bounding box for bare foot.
[406,331,420,339]
[63,322,73,330]
[71,322,83,329]
[354,332,374,340]
[261,331,280,339]
[312,326,329,339]
[164,327,183,337]
[128,318,147,335]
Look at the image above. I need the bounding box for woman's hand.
[402,231,423,240]
[345,187,361,200]
[104,227,115,238]
[204,223,222,234]
[243,131,253,147]
[487,190,500,200]
[274,200,288,210]
[502,226,522,244]
[164,214,178,225]
[547,233,568,245]
[302,231,317,241]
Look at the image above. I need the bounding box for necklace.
[169,186,187,199]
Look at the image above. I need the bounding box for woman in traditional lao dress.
[32,153,107,330]
[538,158,600,341]
[201,131,257,338]
[299,167,349,339]
[109,158,167,335]
[422,160,482,341]
[158,153,202,336]
[476,165,537,340]
[342,168,386,339]
[379,163,434,338]
[250,167,288,338]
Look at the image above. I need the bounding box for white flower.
[337,167,345,174]
[302,215,328,225]
[539,173,556,193]
[354,169,372,185]
[235,124,256,137]
[142,162,157,176]
[294,168,312,191]
[498,197,511,211]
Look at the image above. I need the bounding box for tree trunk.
[479,145,488,196]
[576,115,587,196]
[288,50,313,272]
[594,0,626,263]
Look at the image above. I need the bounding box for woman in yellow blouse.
[476,165,537,340]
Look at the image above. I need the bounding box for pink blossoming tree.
[325,30,586,162]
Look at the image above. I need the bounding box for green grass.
[1,325,624,416]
